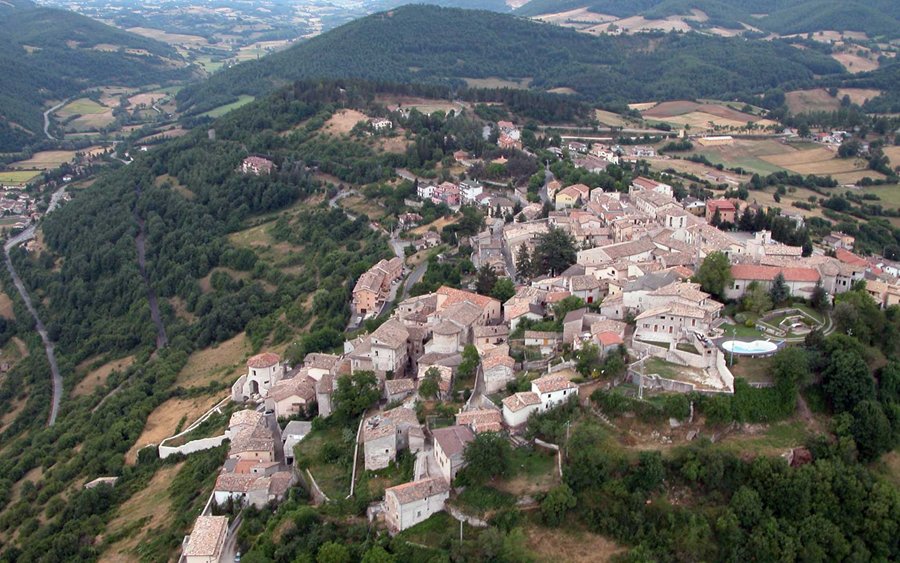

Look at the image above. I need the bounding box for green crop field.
[58,98,108,116]
[0,170,41,184]
[200,95,254,118]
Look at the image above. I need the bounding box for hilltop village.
[171,114,900,560]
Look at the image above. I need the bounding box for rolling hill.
[0,0,193,151]
[176,4,845,115]
[516,0,900,39]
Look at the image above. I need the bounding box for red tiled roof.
[596,331,624,346]
[706,199,736,211]
[247,352,280,368]
[835,248,866,267]
[731,264,819,283]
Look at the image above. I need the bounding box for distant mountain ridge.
[515,0,900,39]
[176,4,846,116]
[0,0,191,151]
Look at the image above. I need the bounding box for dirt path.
[133,185,168,349]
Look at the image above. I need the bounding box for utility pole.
[729,326,736,367]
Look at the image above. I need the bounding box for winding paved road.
[4,187,68,426]
[43,99,69,141]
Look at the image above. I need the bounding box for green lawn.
[454,485,515,515]
[729,355,774,384]
[644,358,684,379]
[509,446,556,478]
[676,343,701,355]
[0,170,41,184]
[201,95,255,118]
[859,184,900,209]
[293,423,353,498]
[720,322,765,339]
[713,421,811,456]
[397,512,483,548]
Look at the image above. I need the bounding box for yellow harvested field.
[628,102,656,111]
[883,146,900,166]
[547,87,578,95]
[594,109,629,127]
[175,332,249,388]
[762,148,879,182]
[832,52,879,73]
[525,526,623,562]
[100,462,184,561]
[785,88,882,114]
[9,150,76,170]
[0,292,14,320]
[127,27,208,47]
[656,111,776,130]
[789,30,868,42]
[376,95,463,115]
[72,356,135,397]
[323,109,370,136]
[68,112,115,130]
[584,15,694,35]
[536,8,616,25]
[127,92,166,107]
[463,77,531,89]
[125,392,223,464]
[410,215,458,235]
[375,135,410,154]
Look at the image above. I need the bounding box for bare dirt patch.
[525,525,624,562]
[323,109,370,136]
[410,215,458,235]
[125,392,223,464]
[176,332,249,388]
[127,92,166,107]
[72,356,135,397]
[100,462,184,561]
[10,466,44,504]
[375,135,411,154]
[0,292,15,320]
[832,52,879,73]
[547,87,578,95]
[463,77,531,90]
[883,146,900,167]
[0,394,28,434]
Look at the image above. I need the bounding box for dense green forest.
[0,0,192,151]
[176,5,846,116]
[0,81,400,560]
[516,0,900,38]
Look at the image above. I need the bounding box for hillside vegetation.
[0,0,191,151]
[176,5,845,116]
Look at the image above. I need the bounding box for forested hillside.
[516,0,900,38]
[176,5,845,116]
[0,0,192,151]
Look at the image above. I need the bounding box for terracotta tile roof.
[473,325,509,338]
[268,376,315,403]
[437,286,498,311]
[532,375,577,394]
[596,331,624,346]
[524,331,563,340]
[706,199,736,211]
[184,516,228,558]
[247,352,280,369]
[386,477,450,504]
[229,409,264,430]
[731,264,820,283]
[304,353,340,370]
[432,425,475,458]
[835,248,867,266]
[385,378,416,394]
[570,274,602,291]
[230,425,275,456]
[456,409,503,433]
[502,391,540,412]
[353,270,384,294]
[215,472,256,493]
[363,415,396,441]
[384,405,419,427]
[371,319,409,348]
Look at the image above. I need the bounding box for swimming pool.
[721,340,779,355]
